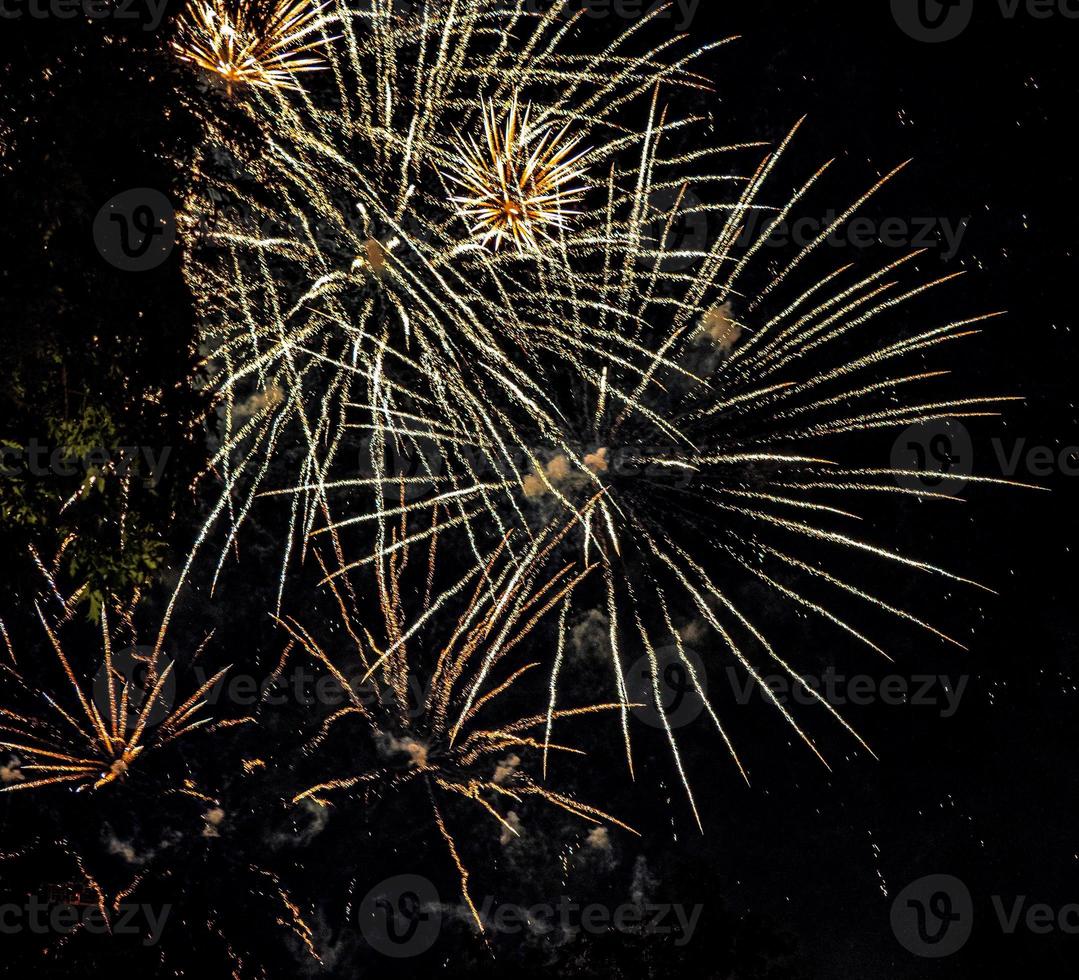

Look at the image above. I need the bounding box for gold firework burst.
[446,97,591,252]
[284,505,636,932]
[172,0,336,93]
[0,551,230,794]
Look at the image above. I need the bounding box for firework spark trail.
[445,94,592,253]
[285,504,638,931]
[174,0,735,629]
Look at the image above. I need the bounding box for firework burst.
[282,504,637,932]
[172,0,338,93]
[471,109,1041,825]
[0,547,231,795]
[445,96,591,252]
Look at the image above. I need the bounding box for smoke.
[270,798,330,849]
[522,448,608,500]
[201,807,226,838]
[1,755,25,783]
[499,810,523,846]
[232,384,284,420]
[376,733,429,767]
[493,753,521,784]
[570,608,610,663]
[586,826,611,853]
[630,854,658,907]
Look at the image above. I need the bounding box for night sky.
[1,1,1077,977]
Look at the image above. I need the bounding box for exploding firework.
[177,0,725,615]
[460,111,1039,825]
[0,545,232,795]
[445,96,591,252]
[172,0,337,93]
[0,546,318,974]
[282,504,637,931]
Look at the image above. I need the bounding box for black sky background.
[1,1,1077,977]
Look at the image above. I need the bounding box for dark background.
[1,1,1076,976]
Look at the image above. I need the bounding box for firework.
[0,549,231,795]
[445,96,591,252]
[469,110,1039,825]
[172,0,338,93]
[283,505,637,931]
[175,0,1029,831]
[176,0,727,618]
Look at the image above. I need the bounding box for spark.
[173,0,726,621]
